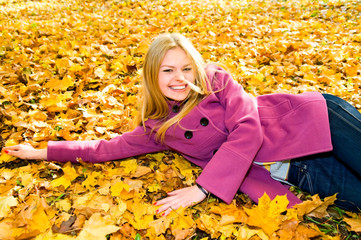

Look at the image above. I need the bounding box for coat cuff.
[196,146,253,204]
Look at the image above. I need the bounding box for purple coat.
[47,65,332,206]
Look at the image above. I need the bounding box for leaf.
[344,217,361,233]
[110,181,130,197]
[173,154,200,185]
[11,195,52,239]
[294,194,337,219]
[244,193,290,236]
[209,202,248,225]
[236,225,268,240]
[45,75,74,91]
[0,196,18,218]
[149,217,171,236]
[51,163,79,189]
[77,213,120,240]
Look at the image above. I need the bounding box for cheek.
[186,72,195,82]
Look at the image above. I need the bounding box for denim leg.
[288,153,361,212]
[323,93,361,177]
[288,94,361,212]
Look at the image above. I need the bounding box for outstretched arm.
[3,144,47,160]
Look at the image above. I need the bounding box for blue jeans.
[288,94,361,212]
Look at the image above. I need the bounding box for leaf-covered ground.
[1,0,361,239]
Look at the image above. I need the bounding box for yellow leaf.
[51,163,78,189]
[82,171,103,190]
[45,75,74,91]
[294,194,337,219]
[12,195,51,239]
[129,201,156,229]
[55,199,72,212]
[131,166,152,178]
[35,230,76,240]
[196,213,221,238]
[210,202,247,225]
[169,207,194,231]
[55,58,72,74]
[148,182,161,193]
[173,154,199,185]
[120,159,138,175]
[69,63,83,72]
[0,152,16,163]
[0,196,18,218]
[110,181,130,197]
[237,225,268,240]
[149,217,171,236]
[109,198,127,221]
[244,193,289,236]
[77,213,120,240]
[94,65,106,79]
[344,217,361,233]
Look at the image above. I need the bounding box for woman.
[4,33,361,215]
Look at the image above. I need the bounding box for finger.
[2,145,21,151]
[167,188,188,196]
[4,150,19,158]
[155,195,177,205]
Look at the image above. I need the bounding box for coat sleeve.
[47,125,167,163]
[196,66,263,204]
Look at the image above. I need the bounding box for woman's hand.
[154,185,207,216]
[2,144,47,160]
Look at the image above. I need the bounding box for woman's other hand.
[2,143,47,160]
[154,185,207,216]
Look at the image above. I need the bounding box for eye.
[183,67,192,71]
[162,69,172,72]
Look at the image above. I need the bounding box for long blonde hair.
[138,33,211,142]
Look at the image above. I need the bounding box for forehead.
[161,47,191,66]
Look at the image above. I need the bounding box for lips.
[169,85,187,90]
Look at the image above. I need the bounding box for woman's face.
[158,47,195,101]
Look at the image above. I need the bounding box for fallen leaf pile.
[0,0,360,239]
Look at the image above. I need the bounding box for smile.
[170,85,187,90]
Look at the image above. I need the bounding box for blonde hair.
[138,33,211,142]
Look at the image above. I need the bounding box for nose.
[174,70,186,82]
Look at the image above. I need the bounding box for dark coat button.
[184,131,193,139]
[200,117,209,126]
[172,105,180,113]
[213,149,218,155]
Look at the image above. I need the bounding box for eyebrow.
[160,63,192,68]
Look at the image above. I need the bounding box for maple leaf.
[209,202,248,225]
[82,171,103,190]
[34,231,76,240]
[173,154,200,185]
[77,213,120,240]
[44,75,74,91]
[51,163,79,189]
[127,200,156,230]
[244,193,290,236]
[196,212,231,239]
[0,152,16,163]
[344,217,361,233]
[0,196,18,218]
[148,217,171,236]
[294,194,337,219]
[110,181,130,197]
[236,225,268,240]
[11,195,52,239]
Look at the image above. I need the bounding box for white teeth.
[170,85,186,90]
